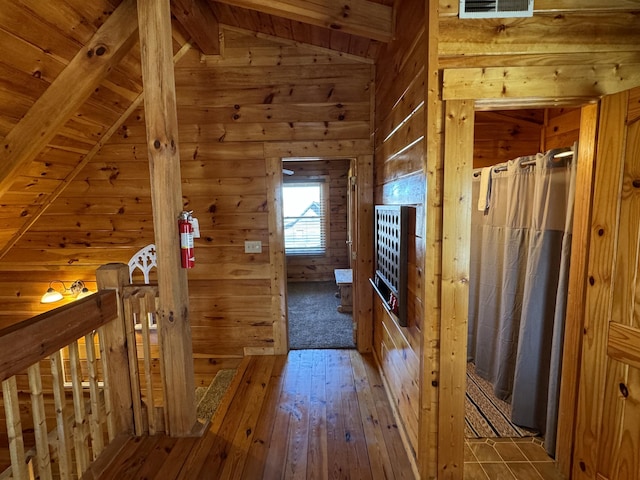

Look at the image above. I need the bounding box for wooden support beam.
[137,0,197,436]
[354,154,374,353]
[171,0,220,55]
[420,1,443,479]
[438,99,473,479]
[0,42,192,262]
[442,64,640,102]
[555,103,598,477]
[212,0,393,42]
[0,0,138,198]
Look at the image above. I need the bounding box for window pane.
[283,182,326,255]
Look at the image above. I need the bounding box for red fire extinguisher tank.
[179,211,195,269]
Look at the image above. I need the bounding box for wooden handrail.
[0,291,117,383]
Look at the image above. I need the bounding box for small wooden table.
[334,268,353,313]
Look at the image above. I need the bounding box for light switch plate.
[244,240,262,253]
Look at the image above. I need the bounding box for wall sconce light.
[41,280,94,304]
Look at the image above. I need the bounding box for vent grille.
[460,0,533,18]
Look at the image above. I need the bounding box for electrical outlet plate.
[244,240,262,253]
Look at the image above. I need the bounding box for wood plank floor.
[88,350,417,479]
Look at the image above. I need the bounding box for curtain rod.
[473,148,574,177]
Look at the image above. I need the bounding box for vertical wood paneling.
[354,154,374,352]
[572,91,628,480]
[267,156,288,355]
[438,99,473,478]
[373,0,426,469]
[556,103,598,477]
[596,102,640,480]
[473,111,543,168]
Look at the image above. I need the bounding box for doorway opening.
[464,106,583,467]
[282,158,356,350]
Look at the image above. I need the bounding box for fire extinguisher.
[179,210,199,269]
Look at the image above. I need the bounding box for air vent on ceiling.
[459,0,533,18]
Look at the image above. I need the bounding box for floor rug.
[287,281,355,349]
[196,369,235,423]
[465,362,537,438]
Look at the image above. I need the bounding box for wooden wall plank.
[266,156,287,355]
[439,14,640,57]
[555,103,598,477]
[354,154,374,352]
[438,99,473,478]
[443,64,640,101]
[572,91,629,480]
[370,0,428,467]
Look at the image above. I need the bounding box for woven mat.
[465,363,537,438]
[196,369,235,423]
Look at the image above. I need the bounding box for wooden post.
[137,0,197,436]
[96,263,135,435]
[355,154,374,352]
[420,0,444,478]
[438,99,473,478]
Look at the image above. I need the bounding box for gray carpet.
[288,281,355,349]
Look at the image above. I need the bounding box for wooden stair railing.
[121,284,163,436]
[0,290,126,480]
[0,263,143,480]
[0,262,201,480]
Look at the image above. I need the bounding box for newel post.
[96,263,134,435]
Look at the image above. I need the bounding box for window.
[283,180,328,255]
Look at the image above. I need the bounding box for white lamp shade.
[41,288,64,304]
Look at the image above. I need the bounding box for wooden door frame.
[267,154,374,354]
[437,95,600,478]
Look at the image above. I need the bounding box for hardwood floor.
[87,350,417,479]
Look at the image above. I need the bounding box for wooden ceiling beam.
[171,0,221,55]
[210,0,393,42]
[0,43,193,262]
[0,0,139,199]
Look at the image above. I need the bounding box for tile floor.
[465,437,566,479]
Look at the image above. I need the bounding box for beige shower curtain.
[468,145,576,456]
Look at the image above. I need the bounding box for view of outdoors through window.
[283,182,326,255]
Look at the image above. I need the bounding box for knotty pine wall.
[473,108,581,169]
[0,28,373,364]
[374,0,638,472]
[373,0,425,459]
[433,2,638,477]
[284,159,351,283]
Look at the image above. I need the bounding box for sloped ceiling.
[0,0,392,260]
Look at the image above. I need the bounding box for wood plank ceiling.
[0,0,392,260]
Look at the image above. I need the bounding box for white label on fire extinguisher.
[181,232,194,248]
[190,217,200,238]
